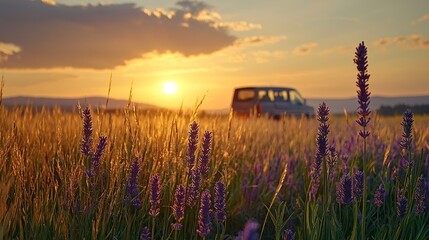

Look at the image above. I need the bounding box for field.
[0,104,428,239]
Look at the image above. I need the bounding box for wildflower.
[172,184,185,230]
[149,174,161,217]
[214,180,227,223]
[353,170,364,199]
[327,145,338,179]
[197,190,212,237]
[397,188,408,218]
[415,175,426,215]
[186,121,199,173]
[88,136,107,177]
[139,226,151,240]
[400,110,414,170]
[373,184,386,207]
[198,131,212,176]
[80,106,93,156]
[336,174,353,205]
[400,109,413,153]
[236,220,259,240]
[354,41,371,139]
[187,168,202,207]
[309,102,330,200]
[283,228,296,240]
[125,158,141,208]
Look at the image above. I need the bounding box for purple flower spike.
[149,174,161,217]
[397,188,408,218]
[237,220,259,240]
[354,41,371,139]
[198,131,212,176]
[125,158,141,208]
[336,174,353,205]
[400,109,414,153]
[187,168,202,207]
[186,121,199,173]
[197,190,212,237]
[172,184,185,230]
[80,106,93,156]
[353,170,364,199]
[415,175,426,215]
[373,184,386,207]
[89,136,107,176]
[139,226,151,240]
[309,102,330,200]
[214,180,227,223]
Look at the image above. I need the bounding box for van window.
[290,90,304,105]
[236,89,256,101]
[274,90,288,102]
[258,90,274,102]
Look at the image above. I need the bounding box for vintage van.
[231,86,314,118]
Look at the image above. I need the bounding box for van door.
[232,88,257,116]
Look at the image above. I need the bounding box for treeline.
[378,104,429,116]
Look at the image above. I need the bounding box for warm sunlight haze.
[163,81,177,95]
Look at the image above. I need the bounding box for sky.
[1,0,428,109]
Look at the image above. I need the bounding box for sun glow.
[163,81,177,95]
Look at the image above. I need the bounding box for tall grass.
[0,43,428,239]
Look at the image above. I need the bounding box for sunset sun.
[163,81,177,95]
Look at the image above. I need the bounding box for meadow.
[0,43,428,240]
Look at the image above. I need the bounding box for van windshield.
[290,90,304,105]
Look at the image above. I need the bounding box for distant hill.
[2,95,428,114]
[1,96,158,111]
[307,95,429,114]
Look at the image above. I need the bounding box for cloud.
[0,0,237,69]
[412,13,429,25]
[214,21,262,32]
[292,43,318,55]
[235,35,287,46]
[374,34,429,49]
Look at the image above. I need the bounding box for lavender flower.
[88,136,107,177]
[336,173,353,205]
[353,170,364,199]
[139,226,151,240]
[186,121,199,173]
[397,188,408,218]
[327,145,338,179]
[125,158,141,208]
[415,175,426,215]
[309,102,330,200]
[236,220,259,240]
[214,180,227,223]
[197,190,212,237]
[354,41,371,139]
[198,131,212,176]
[80,106,93,156]
[400,109,414,153]
[187,168,202,207]
[172,184,185,230]
[283,228,296,240]
[149,174,161,217]
[373,184,386,207]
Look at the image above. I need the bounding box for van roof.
[234,86,296,91]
